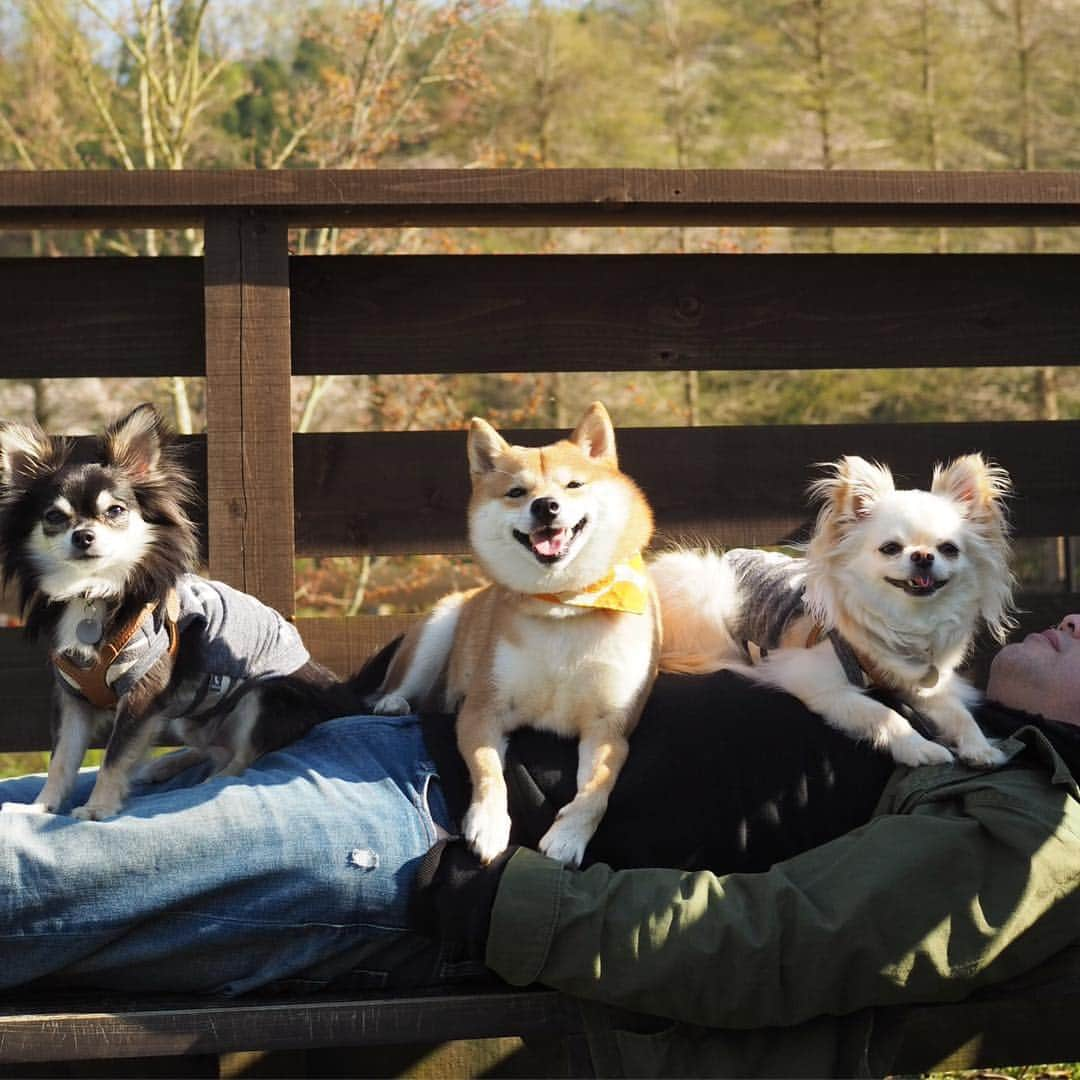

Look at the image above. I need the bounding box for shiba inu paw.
[369,693,412,716]
[954,737,1008,769]
[462,801,512,864]
[890,730,955,767]
[539,816,591,868]
[72,802,120,822]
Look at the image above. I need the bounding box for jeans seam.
[417,766,449,847]
[166,909,408,933]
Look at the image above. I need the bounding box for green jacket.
[486,726,1080,1077]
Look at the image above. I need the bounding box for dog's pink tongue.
[914,574,934,589]
[532,527,568,557]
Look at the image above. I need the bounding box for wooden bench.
[0,168,1078,1076]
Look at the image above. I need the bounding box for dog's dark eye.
[938,541,960,558]
[566,480,584,489]
[42,509,68,527]
[878,541,902,557]
[104,504,127,521]
[505,487,526,499]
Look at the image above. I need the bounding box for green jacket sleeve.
[486,728,1080,1031]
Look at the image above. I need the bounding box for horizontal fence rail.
[3,169,1080,228]
[293,422,1080,556]
[290,254,1080,375]
[4,253,1080,379]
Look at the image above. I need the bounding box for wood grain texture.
[0,257,203,378]
[0,964,1077,1070]
[290,253,1080,374]
[3,169,1080,228]
[292,421,1080,556]
[0,988,576,1062]
[6,252,1077,379]
[203,213,295,616]
[297,613,415,678]
[0,631,54,752]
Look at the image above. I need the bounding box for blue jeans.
[0,714,464,996]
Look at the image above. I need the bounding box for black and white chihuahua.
[0,403,338,820]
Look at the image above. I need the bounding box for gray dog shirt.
[55,575,310,714]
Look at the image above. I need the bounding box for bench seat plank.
[0,988,574,1063]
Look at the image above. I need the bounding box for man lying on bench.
[1,614,1078,1077]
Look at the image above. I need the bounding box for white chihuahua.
[651,454,1015,767]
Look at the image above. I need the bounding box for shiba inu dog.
[370,402,660,866]
[651,454,1014,767]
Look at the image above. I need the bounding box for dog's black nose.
[911,550,934,567]
[71,528,96,551]
[531,497,560,523]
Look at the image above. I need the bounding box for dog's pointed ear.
[467,417,510,477]
[570,402,617,467]
[105,403,167,478]
[932,454,1011,523]
[810,456,895,529]
[841,456,895,518]
[0,421,58,491]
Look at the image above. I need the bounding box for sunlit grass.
[931,1067,1080,1080]
[0,749,107,780]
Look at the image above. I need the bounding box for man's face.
[987,614,1080,726]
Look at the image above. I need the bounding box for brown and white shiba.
[370,402,660,867]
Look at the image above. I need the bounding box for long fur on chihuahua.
[651,454,1014,767]
[369,403,661,866]
[0,403,336,820]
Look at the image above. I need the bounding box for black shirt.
[421,670,897,873]
[352,636,1077,876]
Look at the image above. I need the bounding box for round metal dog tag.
[76,617,104,645]
[918,664,939,689]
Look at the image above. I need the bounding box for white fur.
[652,455,1014,768]
[649,548,746,672]
[30,513,154,602]
[489,604,657,735]
[31,701,98,814]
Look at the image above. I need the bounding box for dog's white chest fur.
[485,609,655,738]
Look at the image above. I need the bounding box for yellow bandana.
[532,553,650,615]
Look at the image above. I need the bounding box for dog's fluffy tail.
[649,548,744,675]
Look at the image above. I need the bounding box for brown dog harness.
[52,596,180,710]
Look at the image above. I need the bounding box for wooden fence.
[1,169,1078,754]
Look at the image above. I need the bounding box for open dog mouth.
[513,517,588,564]
[886,575,948,598]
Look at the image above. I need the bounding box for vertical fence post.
[202,212,296,618]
